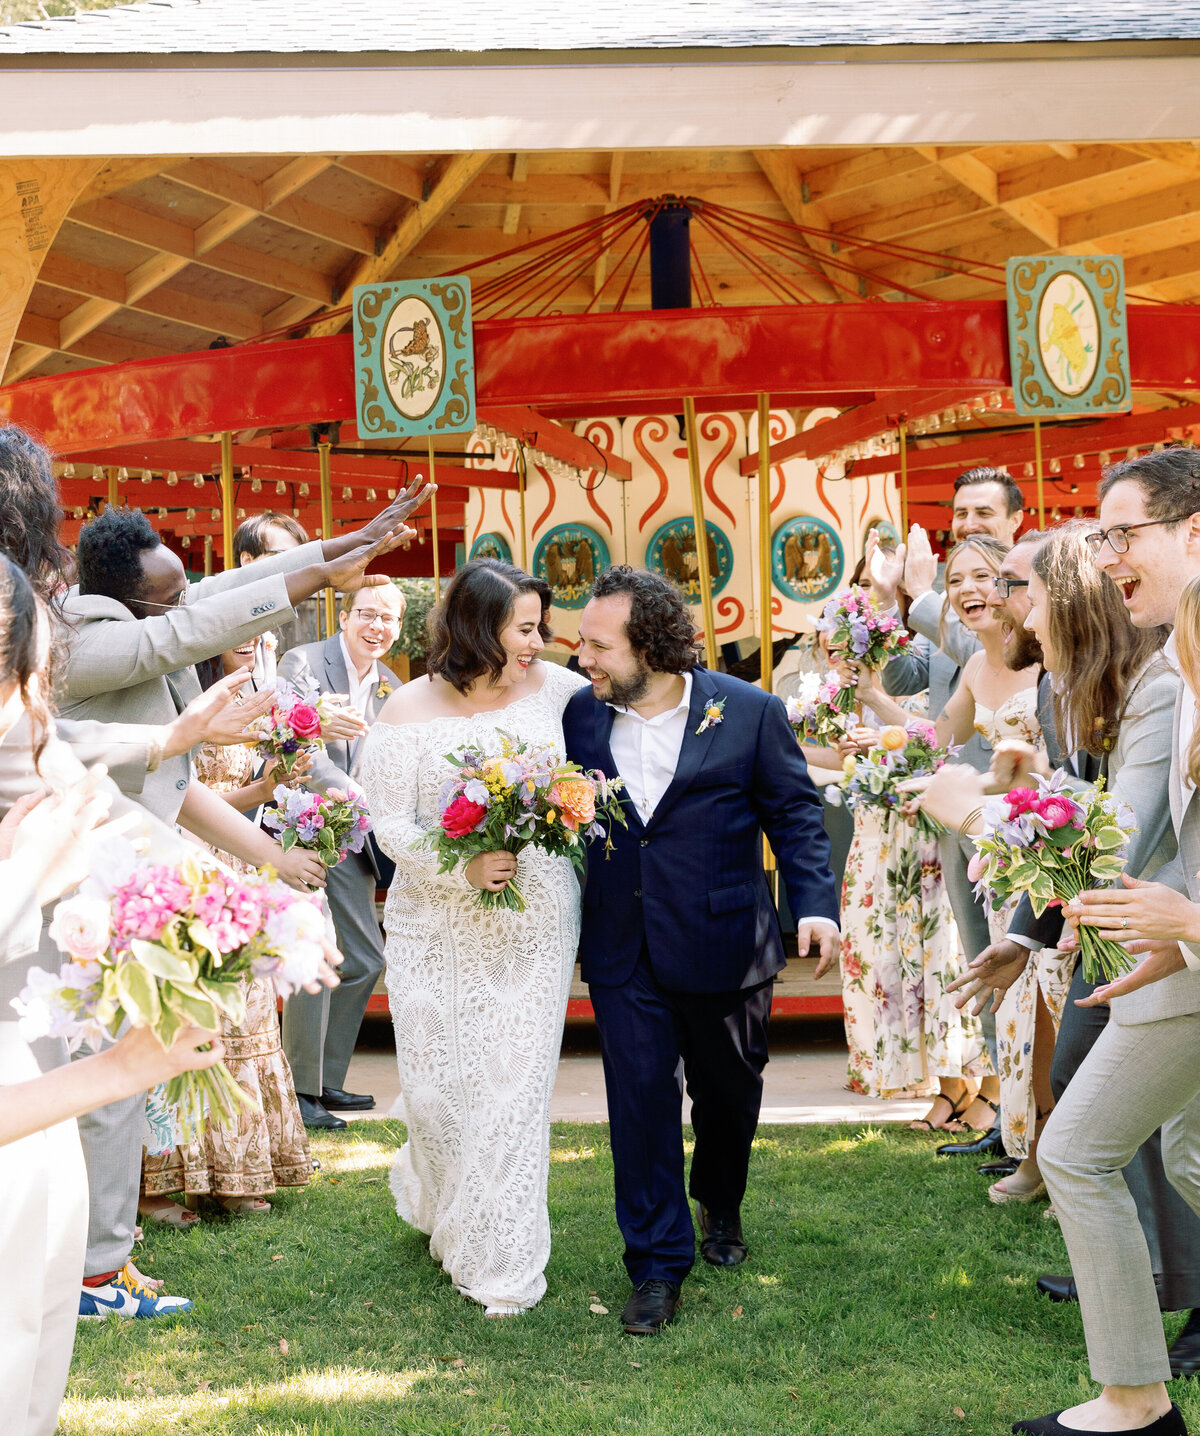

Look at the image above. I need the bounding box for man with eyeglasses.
[276,576,407,1129]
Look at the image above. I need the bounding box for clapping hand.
[901,524,938,599]
[320,699,369,744]
[864,528,907,607]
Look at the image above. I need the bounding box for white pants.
[0,1023,89,1436]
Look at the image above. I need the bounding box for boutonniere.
[376,680,393,700]
[696,697,726,735]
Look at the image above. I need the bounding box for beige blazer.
[56,541,322,823]
[1116,674,1200,1025]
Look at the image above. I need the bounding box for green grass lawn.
[60,1120,1200,1436]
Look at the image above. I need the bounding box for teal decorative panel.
[352,277,475,437]
[645,517,733,599]
[1006,255,1130,417]
[771,516,844,602]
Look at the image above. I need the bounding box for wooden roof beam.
[753,150,851,302]
[914,146,1060,248]
[309,151,495,338]
[334,155,428,203]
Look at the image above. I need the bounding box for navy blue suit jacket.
[562,666,839,994]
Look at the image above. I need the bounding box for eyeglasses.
[351,608,400,628]
[137,589,188,610]
[1085,517,1189,556]
[992,576,1029,600]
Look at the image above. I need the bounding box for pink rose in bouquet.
[288,703,322,740]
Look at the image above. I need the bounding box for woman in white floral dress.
[360,560,587,1318]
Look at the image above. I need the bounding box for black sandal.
[959,1096,1000,1134]
[908,1090,970,1133]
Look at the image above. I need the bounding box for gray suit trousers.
[1050,963,1200,1312]
[939,831,998,1072]
[1039,1011,1200,1385]
[283,850,384,1095]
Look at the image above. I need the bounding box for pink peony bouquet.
[824,719,954,838]
[246,677,332,776]
[815,588,912,669]
[786,670,857,748]
[263,784,372,868]
[971,772,1135,983]
[13,839,328,1138]
[419,732,627,912]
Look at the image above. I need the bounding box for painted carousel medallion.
[645,518,733,599]
[532,523,610,609]
[468,531,513,564]
[772,516,845,603]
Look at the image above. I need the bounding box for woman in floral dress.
[140,639,316,1220]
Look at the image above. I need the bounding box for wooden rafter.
[752,150,849,302]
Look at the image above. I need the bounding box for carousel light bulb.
[389,488,397,499]
[210,508,220,522]
[1023,462,1034,477]
[62,462,75,478]
[275,480,286,495]
[181,535,191,548]
[1073,454,1085,469]
[141,469,152,485]
[973,397,987,414]
[1048,458,1061,474]
[1127,447,1138,460]
[956,405,971,424]
[1153,441,1166,452]
[367,488,377,501]
[941,409,956,426]
[117,467,129,482]
[250,477,262,493]
[166,472,178,487]
[237,507,246,519]
[988,392,1003,409]
[299,482,310,497]
[927,414,940,431]
[187,508,196,521]
[1099,451,1111,466]
[342,486,352,501]
[157,507,167,519]
[193,474,204,488]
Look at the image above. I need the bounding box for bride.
[359,559,587,1316]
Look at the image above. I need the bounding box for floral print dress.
[142,741,313,1199]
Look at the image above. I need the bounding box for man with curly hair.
[564,566,840,1336]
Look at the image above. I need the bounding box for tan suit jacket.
[56,540,323,823]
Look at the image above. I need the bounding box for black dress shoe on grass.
[1169,1308,1200,1379]
[1036,1274,1077,1303]
[695,1203,748,1268]
[936,1127,1005,1159]
[297,1094,347,1131]
[320,1087,375,1112]
[621,1280,681,1335]
[1012,1403,1185,1435]
[978,1156,1020,1177]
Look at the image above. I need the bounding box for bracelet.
[957,806,984,839]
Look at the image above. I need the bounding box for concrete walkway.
[343,1021,936,1127]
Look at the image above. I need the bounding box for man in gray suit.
[54,488,426,1320]
[1009,450,1200,1435]
[277,575,405,1129]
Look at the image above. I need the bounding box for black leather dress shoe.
[320,1087,375,1112]
[978,1156,1020,1177]
[1012,1403,1185,1435]
[1036,1274,1077,1303]
[297,1094,347,1131]
[621,1279,681,1335]
[935,1127,1005,1159]
[695,1203,748,1267]
[1169,1308,1200,1379]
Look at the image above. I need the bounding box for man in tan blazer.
[1014,450,1200,1436]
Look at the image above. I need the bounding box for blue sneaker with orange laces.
[78,1263,194,1320]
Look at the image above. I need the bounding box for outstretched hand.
[807,923,842,979]
[170,671,276,754]
[901,524,938,600]
[11,765,114,905]
[325,529,415,591]
[947,939,1032,1015]
[358,474,435,546]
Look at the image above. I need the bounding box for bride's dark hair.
[426,559,552,694]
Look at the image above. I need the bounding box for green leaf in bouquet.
[281,829,297,853]
[163,981,218,1030]
[153,1000,184,1051]
[1090,856,1128,883]
[130,938,199,984]
[201,976,247,1024]
[1093,826,1127,851]
[115,960,163,1028]
[187,919,225,961]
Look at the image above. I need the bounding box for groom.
[563,566,840,1335]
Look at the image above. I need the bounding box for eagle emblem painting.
[645,518,733,599]
[771,516,844,603]
[533,524,611,609]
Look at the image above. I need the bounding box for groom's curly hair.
[591,566,700,674]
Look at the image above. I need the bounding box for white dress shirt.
[1166,633,1196,802]
[607,672,838,936]
[339,634,379,717]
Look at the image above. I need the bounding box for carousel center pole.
[516,443,529,571]
[898,420,909,536]
[318,436,334,635]
[219,432,234,572]
[427,437,440,589]
[756,393,773,693]
[683,396,718,670]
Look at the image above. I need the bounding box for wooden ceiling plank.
[311,151,495,335]
[261,156,332,208]
[502,152,527,238]
[753,150,849,301]
[335,155,427,202]
[76,159,171,205]
[1060,174,1200,248]
[592,151,625,297]
[37,252,124,306]
[997,146,1152,204]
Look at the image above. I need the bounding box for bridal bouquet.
[246,677,331,776]
[419,733,628,912]
[971,773,1136,983]
[12,840,328,1138]
[824,719,953,838]
[815,589,911,669]
[786,671,857,749]
[264,784,372,868]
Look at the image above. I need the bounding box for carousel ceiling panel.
[218,213,346,271]
[300,166,406,226]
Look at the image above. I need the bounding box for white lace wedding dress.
[358,660,588,1310]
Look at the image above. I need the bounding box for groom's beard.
[597,661,652,707]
